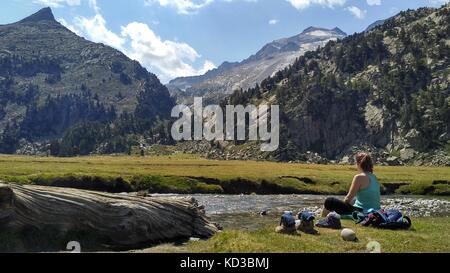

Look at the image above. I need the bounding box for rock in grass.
[341,228,357,242]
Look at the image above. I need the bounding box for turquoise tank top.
[354,173,381,213]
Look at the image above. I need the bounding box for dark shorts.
[324,197,363,215]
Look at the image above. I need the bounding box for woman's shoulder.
[354,173,370,182]
[354,172,369,178]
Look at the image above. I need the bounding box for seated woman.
[322,153,381,217]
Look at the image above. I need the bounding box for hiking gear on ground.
[280,212,296,229]
[297,219,319,235]
[275,225,297,234]
[324,197,363,215]
[354,209,412,230]
[298,211,315,222]
[352,211,367,224]
[296,211,318,234]
[316,212,342,229]
[353,173,381,213]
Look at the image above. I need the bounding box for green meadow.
[0,154,449,195]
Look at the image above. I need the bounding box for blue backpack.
[353,209,412,230]
[280,212,296,228]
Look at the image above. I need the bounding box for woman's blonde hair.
[355,152,373,173]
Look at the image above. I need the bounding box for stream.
[153,194,450,231]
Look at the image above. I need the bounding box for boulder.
[400,148,416,161]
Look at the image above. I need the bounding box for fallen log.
[0,183,217,251]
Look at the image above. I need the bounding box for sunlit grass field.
[166,218,449,253]
[0,154,448,195]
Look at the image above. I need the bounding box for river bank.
[130,194,450,253]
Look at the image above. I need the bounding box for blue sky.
[1,0,448,82]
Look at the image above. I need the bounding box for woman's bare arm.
[344,175,362,204]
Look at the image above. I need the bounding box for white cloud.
[34,0,99,11]
[269,19,279,25]
[286,0,346,10]
[33,0,81,7]
[366,0,381,6]
[144,0,259,14]
[144,0,214,14]
[57,17,81,35]
[62,12,215,82]
[346,6,366,19]
[121,22,216,82]
[198,60,217,74]
[88,0,100,12]
[73,14,126,50]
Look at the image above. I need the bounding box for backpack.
[280,213,296,228]
[353,209,412,230]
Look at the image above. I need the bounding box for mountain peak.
[332,27,347,36]
[301,26,346,36]
[301,26,324,34]
[18,7,55,24]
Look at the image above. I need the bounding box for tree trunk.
[0,183,217,251]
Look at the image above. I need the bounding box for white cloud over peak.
[42,0,216,82]
[73,14,126,49]
[346,6,366,19]
[121,22,216,81]
[286,0,346,10]
[59,12,215,83]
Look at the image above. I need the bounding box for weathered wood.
[0,183,217,250]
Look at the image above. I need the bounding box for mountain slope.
[168,27,346,104]
[223,5,450,165]
[0,8,174,154]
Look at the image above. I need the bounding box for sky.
[1,0,448,83]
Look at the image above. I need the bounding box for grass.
[0,154,448,253]
[0,154,448,195]
[143,218,450,253]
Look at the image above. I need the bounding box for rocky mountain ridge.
[168,26,347,104]
[0,8,174,155]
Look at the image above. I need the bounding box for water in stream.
[153,194,450,231]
